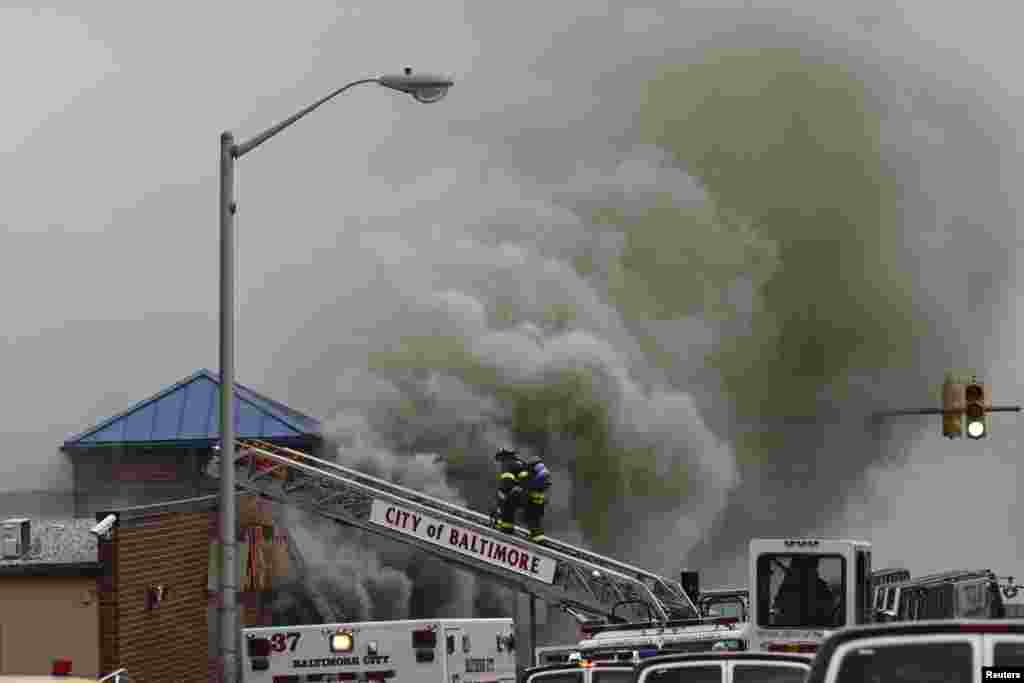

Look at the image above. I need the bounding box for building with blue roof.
[61,369,323,516]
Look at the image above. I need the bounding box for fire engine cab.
[749,538,873,653]
[242,618,516,683]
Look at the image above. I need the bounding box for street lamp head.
[378,67,454,103]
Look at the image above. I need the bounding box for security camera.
[91,514,117,538]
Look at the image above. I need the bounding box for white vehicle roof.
[245,617,513,636]
[580,624,747,650]
[750,538,869,550]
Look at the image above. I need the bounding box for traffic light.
[942,379,964,438]
[964,381,988,439]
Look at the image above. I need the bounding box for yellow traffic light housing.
[942,380,964,438]
[964,382,988,439]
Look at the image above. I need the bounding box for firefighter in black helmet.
[493,448,551,542]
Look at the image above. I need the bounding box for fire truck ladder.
[223,439,698,624]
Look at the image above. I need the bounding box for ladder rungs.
[233,440,688,623]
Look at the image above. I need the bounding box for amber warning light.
[331,630,354,653]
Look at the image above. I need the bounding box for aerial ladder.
[215,439,699,625]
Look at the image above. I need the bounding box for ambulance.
[242,618,517,682]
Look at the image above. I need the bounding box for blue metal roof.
[62,369,322,448]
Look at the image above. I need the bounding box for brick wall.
[99,508,211,683]
[97,495,285,683]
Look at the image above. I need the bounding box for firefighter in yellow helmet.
[493,448,551,542]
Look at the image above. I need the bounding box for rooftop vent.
[2,518,31,559]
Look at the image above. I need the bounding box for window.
[956,582,987,618]
[989,582,1007,617]
[924,584,953,618]
[835,641,972,683]
[915,592,927,620]
[921,588,936,617]
[527,673,583,683]
[994,642,1024,668]
[756,553,846,628]
[593,671,635,683]
[642,665,722,683]
[885,588,897,611]
[661,640,726,654]
[875,587,886,611]
[733,664,808,683]
[905,593,921,622]
[704,597,746,621]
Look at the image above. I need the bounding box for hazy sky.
[3,0,1024,588]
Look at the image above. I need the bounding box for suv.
[520,659,635,683]
[635,652,811,682]
[805,619,1024,682]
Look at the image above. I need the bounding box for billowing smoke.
[269,2,1019,636]
[278,290,735,638]
[272,505,414,623]
[621,23,1017,580]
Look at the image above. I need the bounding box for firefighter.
[493,448,551,542]
[771,556,838,627]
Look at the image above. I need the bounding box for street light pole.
[217,68,453,683]
[218,129,239,683]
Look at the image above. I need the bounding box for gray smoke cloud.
[258,0,1021,637]
[271,454,513,626]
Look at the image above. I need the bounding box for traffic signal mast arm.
[874,406,1022,417]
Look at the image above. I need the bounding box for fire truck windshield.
[757,553,846,628]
